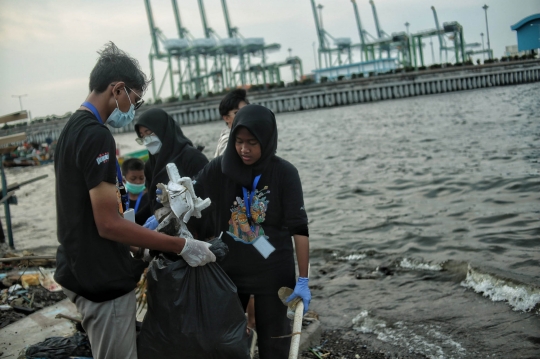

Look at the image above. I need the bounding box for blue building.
[510,14,540,52]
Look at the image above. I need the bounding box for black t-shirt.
[54,110,136,302]
[194,156,308,294]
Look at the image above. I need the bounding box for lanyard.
[242,175,261,229]
[81,101,127,203]
[126,191,144,213]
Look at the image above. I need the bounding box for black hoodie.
[194,104,307,294]
[135,108,208,213]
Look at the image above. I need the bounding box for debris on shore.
[0,250,64,329]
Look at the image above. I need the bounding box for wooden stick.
[288,301,304,359]
[0,255,55,263]
[55,313,82,323]
[249,329,258,358]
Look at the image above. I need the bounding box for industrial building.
[511,14,540,53]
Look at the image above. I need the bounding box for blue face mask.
[107,88,136,128]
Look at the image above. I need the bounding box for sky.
[0,0,538,119]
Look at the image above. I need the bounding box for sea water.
[3,82,539,358]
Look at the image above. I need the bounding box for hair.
[121,158,145,176]
[89,42,150,94]
[219,89,249,116]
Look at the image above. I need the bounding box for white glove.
[179,238,216,267]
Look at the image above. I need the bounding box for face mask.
[125,181,146,195]
[144,135,162,155]
[107,88,136,128]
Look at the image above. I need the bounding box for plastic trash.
[137,249,250,359]
[38,267,62,292]
[25,332,92,358]
[137,164,248,359]
[8,284,22,295]
[21,273,40,288]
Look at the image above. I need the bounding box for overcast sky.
[0,0,537,119]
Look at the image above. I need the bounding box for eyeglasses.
[135,133,154,145]
[111,83,145,110]
[125,86,145,110]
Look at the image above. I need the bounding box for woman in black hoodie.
[134,108,208,226]
[194,104,311,359]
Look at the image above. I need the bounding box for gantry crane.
[350,0,368,61]
[310,0,353,68]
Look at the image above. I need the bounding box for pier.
[2,60,539,144]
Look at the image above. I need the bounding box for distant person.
[121,158,151,226]
[134,108,209,231]
[54,42,215,359]
[121,157,152,283]
[214,89,249,158]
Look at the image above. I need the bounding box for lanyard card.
[227,232,276,259]
[252,235,275,259]
[123,208,135,223]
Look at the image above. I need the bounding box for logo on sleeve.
[96,152,110,165]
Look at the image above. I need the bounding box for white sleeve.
[214,128,230,158]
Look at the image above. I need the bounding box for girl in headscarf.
[135,108,209,219]
[193,104,311,359]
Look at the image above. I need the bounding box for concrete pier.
[3,60,539,143]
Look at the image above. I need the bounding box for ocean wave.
[352,310,466,359]
[460,265,540,313]
[400,257,443,271]
[333,252,367,261]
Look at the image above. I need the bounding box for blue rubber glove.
[156,188,162,203]
[143,215,159,230]
[285,277,311,315]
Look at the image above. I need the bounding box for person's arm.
[90,181,217,267]
[90,181,185,252]
[293,234,309,278]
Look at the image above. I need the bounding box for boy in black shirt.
[54,42,215,359]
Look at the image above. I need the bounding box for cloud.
[0,0,538,118]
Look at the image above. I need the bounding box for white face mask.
[144,135,162,155]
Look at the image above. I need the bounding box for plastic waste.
[137,249,249,358]
[137,163,249,359]
[25,332,92,358]
[38,267,62,292]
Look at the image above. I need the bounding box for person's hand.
[143,215,159,230]
[286,277,311,315]
[156,188,162,203]
[179,238,216,267]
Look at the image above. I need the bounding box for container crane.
[310,0,353,67]
[369,0,385,39]
[350,0,368,61]
[220,0,296,87]
[431,6,451,62]
[368,0,391,57]
[145,0,177,100]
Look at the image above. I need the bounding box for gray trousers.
[63,288,138,359]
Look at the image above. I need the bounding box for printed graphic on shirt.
[229,186,270,242]
[96,152,110,165]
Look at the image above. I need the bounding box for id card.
[123,208,135,223]
[227,232,276,259]
[252,236,275,259]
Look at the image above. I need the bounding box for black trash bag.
[25,331,92,358]
[207,235,229,261]
[137,239,249,359]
